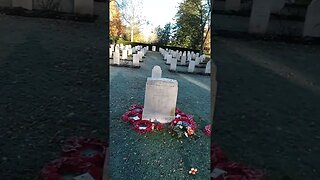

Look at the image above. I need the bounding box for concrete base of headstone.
[74,0,93,15]
[12,0,32,10]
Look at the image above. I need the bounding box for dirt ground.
[213,37,320,179]
[0,3,108,180]
[109,52,211,179]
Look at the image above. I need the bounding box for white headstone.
[142,69,178,123]
[113,52,120,65]
[164,52,168,60]
[188,61,195,72]
[152,66,162,78]
[191,52,195,59]
[183,51,186,56]
[152,46,156,51]
[170,58,177,71]
[205,60,211,74]
[74,0,94,15]
[109,48,113,58]
[121,49,128,60]
[166,54,172,64]
[138,51,143,61]
[128,48,133,56]
[12,0,32,10]
[200,55,205,63]
[181,55,187,65]
[176,53,181,60]
[195,57,200,65]
[303,0,320,37]
[133,54,139,66]
[225,0,241,11]
[172,51,177,58]
[187,55,192,62]
[249,0,272,34]
[115,47,119,54]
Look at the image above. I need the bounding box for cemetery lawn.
[213,37,320,179]
[0,3,108,180]
[109,52,211,179]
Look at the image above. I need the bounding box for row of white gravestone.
[110,45,148,66]
[187,60,211,74]
[3,0,94,15]
[109,44,145,59]
[160,48,206,64]
[248,0,320,37]
[159,48,211,74]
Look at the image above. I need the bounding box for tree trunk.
[200,9,211,54]
[200,26,205,54]
[201,25,211,53]
[130,26,134,42]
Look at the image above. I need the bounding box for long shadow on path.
[213,37,320,179]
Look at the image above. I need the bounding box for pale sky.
[140,0,183,37]
[116,0,183,38]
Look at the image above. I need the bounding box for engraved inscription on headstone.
[142,76,178,123]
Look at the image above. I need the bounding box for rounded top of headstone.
[152,66,162,79]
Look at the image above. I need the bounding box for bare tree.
[117,0,148,42]
[200,0,212,53]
